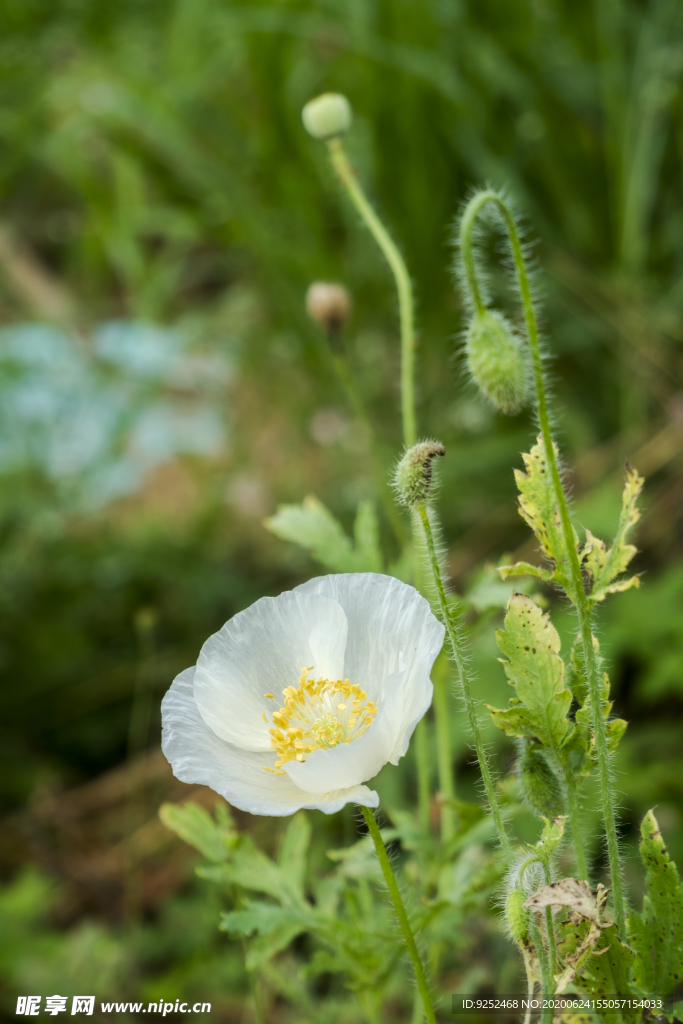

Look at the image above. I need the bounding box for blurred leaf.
[264,496,383,573]
[159,801,236,863]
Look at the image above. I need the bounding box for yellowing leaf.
[487,593,573,756]
[581,464,643,607]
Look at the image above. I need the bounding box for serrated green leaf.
[159,800,236,862]
[566,923,639,1022]
[581,464,643,607]
[628,810,683,997]
[264,494,383,573]
[528,816,566,864]
[511,439,579,599]
[487,593,572,756]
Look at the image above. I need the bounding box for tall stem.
[327,139,416,448]
[564,776,588,880]
[416,504,512,861]
[327,136,439,841]
[529,914,553,1024]
[433,655,456,842]
[361,806,438,1024]
[459,190,625,933]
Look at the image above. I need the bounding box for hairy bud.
[394,441,445,507]
[519,744,565,818]
[465,309,527,415]
[505,889,529,944]
[302,93,352,140]
[305,282,351,337]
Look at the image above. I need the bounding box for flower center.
[264,667,377,771]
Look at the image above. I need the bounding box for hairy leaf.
[581,465,643,607]
[628,810,683,997]
[264,495,382,573]
[159,800,236,862]
[487,593,572,756]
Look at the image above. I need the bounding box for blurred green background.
[1,0,683,1018]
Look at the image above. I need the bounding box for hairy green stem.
[361,806,437,1024]
[459,190,625,933]
[542,863,558,982]
[564,776,588,880]
[529,914,553,1024]
[327,138,416,448]
[416,503,512,861]
[433,656,456,841]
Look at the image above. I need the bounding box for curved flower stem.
[416,503,513,862]
[327,138,416,448]
[459,190,625,933]
[360,806,438,1024]
[326,136,439,840]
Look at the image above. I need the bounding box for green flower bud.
[301,93,352,140]
[519,744,565,818]
[506,889,529,944]
[465,309,527,415]
[394,441,445,508]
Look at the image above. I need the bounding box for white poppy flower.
[161,573,445,816]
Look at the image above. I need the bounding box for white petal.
[162,667,377,816]
[193,592,348,751]
[294,573,444,755]
[283,669,406,794]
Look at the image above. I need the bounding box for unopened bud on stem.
[519,743,564,818]
[505,889,529,944]
[465,309,527,415]
[305,281,351,338]
[302,93,352,140]
[394,441,445,508]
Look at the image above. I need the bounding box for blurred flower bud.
[519,744,564,818]
[465,309,527,415]
[302,93,352,140]
[505,889,529,944]
[394,441,445,508]
[306,281,351,337]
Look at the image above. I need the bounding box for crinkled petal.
[283,670,406,794]
[193,592,348,751]
[162,667,377,816]
[294,574,444,757]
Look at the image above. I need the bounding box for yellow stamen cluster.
[264,667,377,770]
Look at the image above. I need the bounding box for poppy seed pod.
[519,744,565,818]
[302,93,352,140]
[305,282,351,336]
[465,309,527,415]
[394,441,445,508]
[505,889,529,944]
